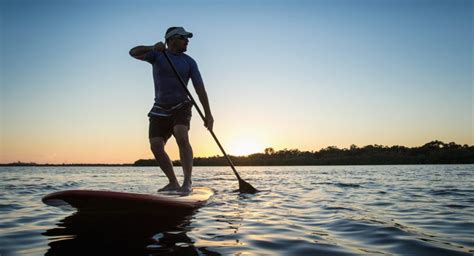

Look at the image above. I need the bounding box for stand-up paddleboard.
[42,187,213,214]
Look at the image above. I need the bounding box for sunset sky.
[1,0,472,164]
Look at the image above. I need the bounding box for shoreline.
[1,163,473,167]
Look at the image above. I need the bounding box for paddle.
[163,50,259,194]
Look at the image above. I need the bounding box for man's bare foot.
[178,182,193,193]
[158,182,180,192]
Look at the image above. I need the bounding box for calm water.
[0,165,473,255]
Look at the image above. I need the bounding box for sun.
[228,139,263,156]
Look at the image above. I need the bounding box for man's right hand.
[204,114,214,131]
[152,42,165,52]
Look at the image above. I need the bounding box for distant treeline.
[2,140,472,167]
[133,140,474,166]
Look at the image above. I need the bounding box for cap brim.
[165,28,193,40]
[179,32,193,38]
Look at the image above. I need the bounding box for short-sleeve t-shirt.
[144,50,204,106]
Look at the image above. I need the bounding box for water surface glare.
[0,165,473,255]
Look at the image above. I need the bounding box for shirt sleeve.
[143,51,156,64]
[188,56,204,88]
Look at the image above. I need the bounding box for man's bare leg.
[173,125,193,192]
[149,137,179,191]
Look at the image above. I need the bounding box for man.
[129,27,213,193]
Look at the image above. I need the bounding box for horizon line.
[1,140,472,165]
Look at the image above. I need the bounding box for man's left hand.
[153,42,165,52]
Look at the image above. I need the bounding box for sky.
[0,0,472,164]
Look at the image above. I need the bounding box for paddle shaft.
[162,51,242,181]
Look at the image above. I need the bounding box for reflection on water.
[0,166,473,255]
[43,210,220,255]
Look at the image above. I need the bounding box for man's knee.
[173,125,190,147]
[150,137,166,153]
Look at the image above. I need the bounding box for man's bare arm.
[129,45,153,59]
[129,42,165,60]
[195,85,214,131]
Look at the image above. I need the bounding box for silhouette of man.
[129,27,213,193]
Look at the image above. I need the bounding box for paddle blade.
[238,179,259,194]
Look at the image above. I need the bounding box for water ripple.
[0,165,473,255]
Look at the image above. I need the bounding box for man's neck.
[167,47,182,54]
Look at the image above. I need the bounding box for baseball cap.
[165,27,193,40]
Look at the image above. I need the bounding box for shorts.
[148,102,192,142]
